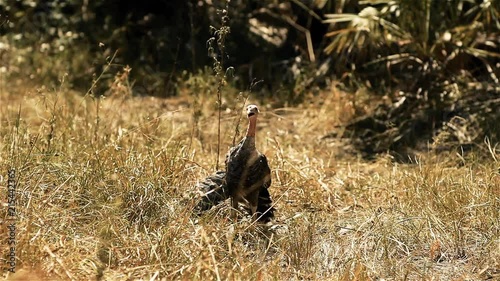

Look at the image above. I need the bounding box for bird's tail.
[194,170,228,214]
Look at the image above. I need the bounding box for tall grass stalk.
[207,1,231,170]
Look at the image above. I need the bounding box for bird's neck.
[246,116,257,138]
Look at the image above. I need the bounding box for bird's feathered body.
[195,170,274,222]
[195,104,274,222]
[225,136,272,220]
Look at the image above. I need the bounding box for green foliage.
[1,0,499,154]
[324,0,499,88]
[0,0,203,94]
[0,0,330,98]
[323,0,500,154]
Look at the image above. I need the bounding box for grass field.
[1,82,499,280]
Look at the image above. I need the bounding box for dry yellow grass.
[0,83,499,280]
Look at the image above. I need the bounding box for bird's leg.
[250,205,258,223]
[248,190,260,223]
[231,196,239,221]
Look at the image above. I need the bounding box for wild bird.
[195,105,274,222]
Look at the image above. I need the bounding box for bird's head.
[246,104,259,118]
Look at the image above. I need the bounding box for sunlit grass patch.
[0,85,498,280]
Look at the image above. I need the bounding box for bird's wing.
[225,142,250,190]
[246,153,271,187]
[225,138,244,166]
